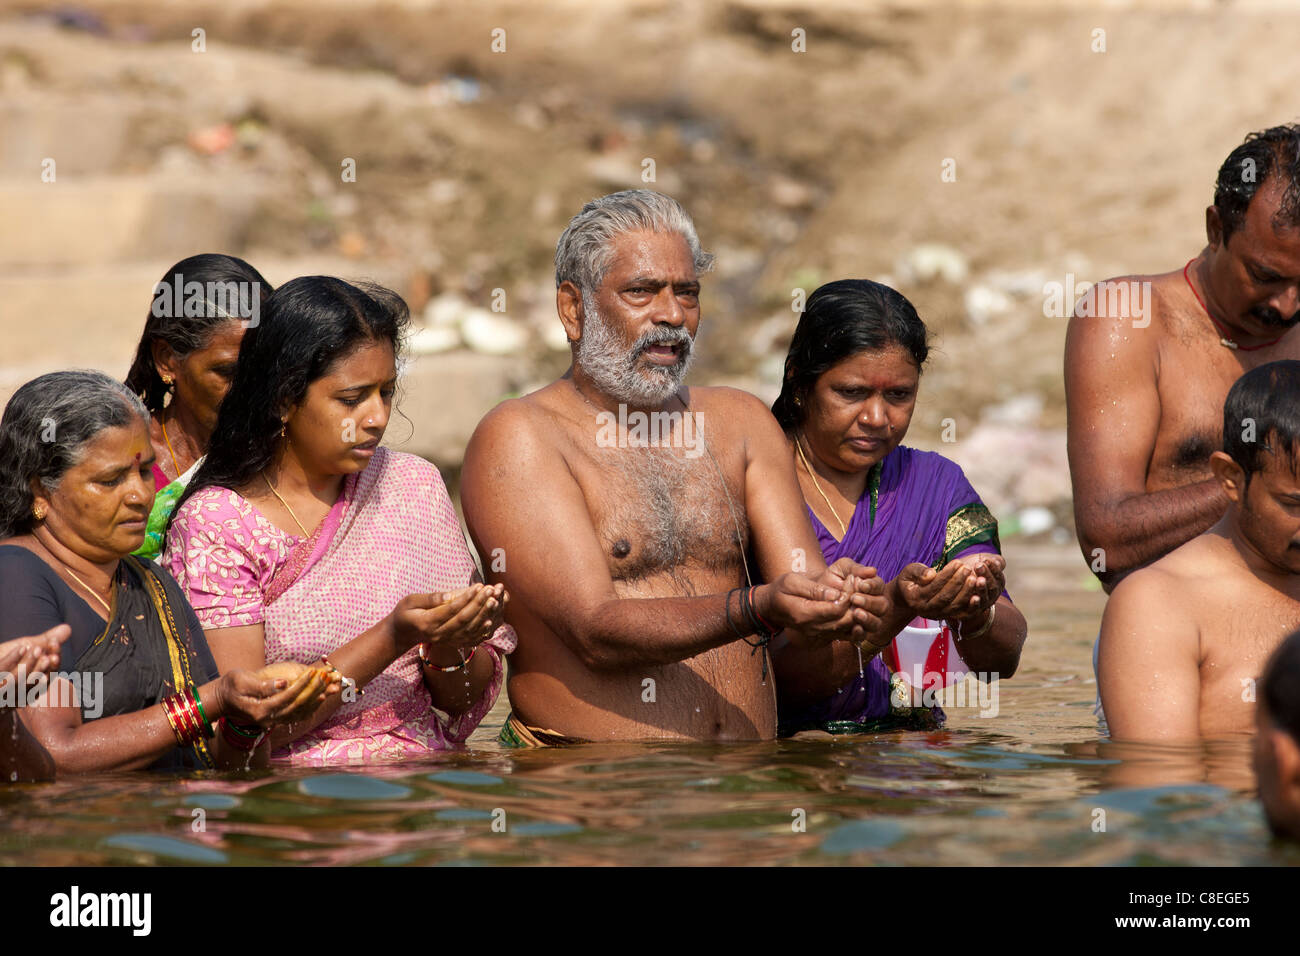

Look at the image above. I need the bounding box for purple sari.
[779,445,1002,734]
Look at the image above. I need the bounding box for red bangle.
[181,688,208,740]
[419,643,476,673]
[162,693,200,747]
[179,696,201,743]
[219,717,267,752]
[749,586,778,635]
[161,696,184,746]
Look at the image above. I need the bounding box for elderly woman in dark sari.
[0,371,336,773]
[771,280,1028,734]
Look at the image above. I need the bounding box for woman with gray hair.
[0,370,337,774]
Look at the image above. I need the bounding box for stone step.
[0,91,162,179]
[0,174,268,269]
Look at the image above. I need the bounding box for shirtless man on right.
[1067,124,1300,594]
[1098,361,1300,741]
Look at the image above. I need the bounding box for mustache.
[631,325,694,360]
[1249,305,1300,328]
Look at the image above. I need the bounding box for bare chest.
[569,441,749,591]
[1148,342,1245,490]
[1199,587,1300,732]
[1149,315,1300,489]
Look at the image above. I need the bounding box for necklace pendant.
[1220,336,1238,350]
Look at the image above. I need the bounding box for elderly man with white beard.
[461,189,890,744]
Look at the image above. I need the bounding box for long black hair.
[171,276,409,523]
[124,254,272,414]
[771,279,930,433]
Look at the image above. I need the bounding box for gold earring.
[32,504,45,521]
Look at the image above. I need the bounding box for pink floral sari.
[167,447,515,765]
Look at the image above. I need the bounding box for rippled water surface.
[2,542,1297,866]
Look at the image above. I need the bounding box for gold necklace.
[62,563,113,615]
[795,434,847,538]
[159,415,181,479]
[262,470,313,538]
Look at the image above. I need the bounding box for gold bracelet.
[954,603,996,642]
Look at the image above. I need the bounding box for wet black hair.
[771,278,930,433]
[124,254,272,413]
[1261,627,1300,743]
[171,276,408,524]
[1222,360,1300,487]
[1214,124,1300,243]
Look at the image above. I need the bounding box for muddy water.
[1,540,1295,866]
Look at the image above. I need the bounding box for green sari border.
[935,502,1000,569]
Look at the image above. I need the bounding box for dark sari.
[0,545,219,770]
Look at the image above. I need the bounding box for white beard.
[575,292,695,407]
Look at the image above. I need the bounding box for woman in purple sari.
[771,280,1028,734]
[163,277,515,764]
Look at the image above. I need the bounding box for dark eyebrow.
[97,454,156,480]
[1249,260,1286,280]
[623,277,700,292]
[336,378,398,393]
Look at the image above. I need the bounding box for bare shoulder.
[686,383,769,410]
[683,385,781,436]
[1063,270,1187,415]
[1104,543,1201,636]
[1147,530,1228,579]
[465,388,564,463]
[1066,270,1174,353]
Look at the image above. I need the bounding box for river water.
[1,540,1296,866]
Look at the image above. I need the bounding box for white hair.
[555,189,714,296]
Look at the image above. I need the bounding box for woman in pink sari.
[163,277,515,765]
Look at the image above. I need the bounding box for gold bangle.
[955,603,996,642]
